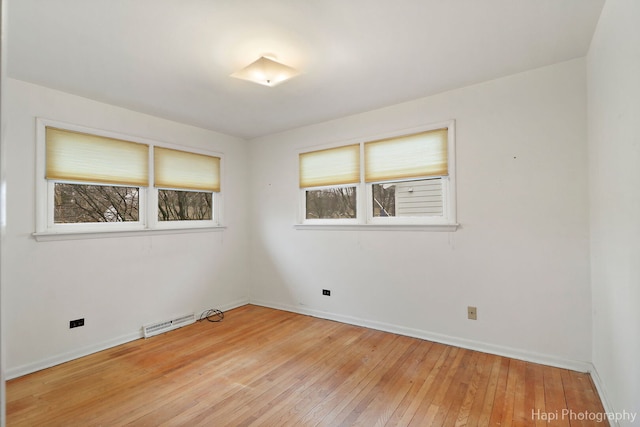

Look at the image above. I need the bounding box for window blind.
[46,127,149,186]
[154,147,221,192]
[364,128,448,183]
[299,144,360,188]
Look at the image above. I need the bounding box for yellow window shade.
[46,127,149,186]
[299,144,360,188]
[364,128,448,183]
[154,147,220,192]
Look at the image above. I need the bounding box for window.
[305,187,356,219]
[299,144,360,224]
[36,119,222,236]
[298,121,456,229]
[54,183,140,223]
[154,147,220,226]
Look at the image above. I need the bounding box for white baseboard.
[6,298,250,380]
[6,331,142,380]
[588,364,621,427]
[4,297,595,380]
[250,299,593,373]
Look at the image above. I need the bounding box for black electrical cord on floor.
[198,308,224,323]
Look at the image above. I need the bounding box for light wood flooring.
[7,305,607,426]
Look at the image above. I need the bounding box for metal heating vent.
[143,313,196,338]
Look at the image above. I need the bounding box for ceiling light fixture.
[231,56,300,87]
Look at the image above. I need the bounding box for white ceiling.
[7,0,605,139]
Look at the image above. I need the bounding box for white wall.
[2,57,595,383]
[0,0,7,421]
[587,0,640,423]
[3,79,250,377]
[248,59,592,367]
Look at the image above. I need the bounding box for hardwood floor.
[7,305,607,426]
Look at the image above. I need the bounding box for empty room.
[1,0,638,425]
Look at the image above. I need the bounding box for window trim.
[297,120,457,229]
[293,223,458,232]
[35,118,224,238]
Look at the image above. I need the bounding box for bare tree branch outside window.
[306,187,356,219]
[158,190,212,221]
[372,184,395,217]
[54,183,139,223]
[54,184,213,223]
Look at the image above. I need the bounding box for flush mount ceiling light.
[231,56,300,87]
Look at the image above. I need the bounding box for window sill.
[293,223,459,232]
[33,226,226,242]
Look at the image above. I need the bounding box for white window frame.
[35,118,224,240]
[297,120,457,230]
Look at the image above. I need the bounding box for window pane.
[372,178,443,217]
[158,190,212,221]
[54,183,139,223]
[306,187,356,219]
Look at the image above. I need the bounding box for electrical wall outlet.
[69,318,85,328]
[322,289,331,296]
[467,306,477,320]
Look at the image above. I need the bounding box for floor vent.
[143,313,195,338]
